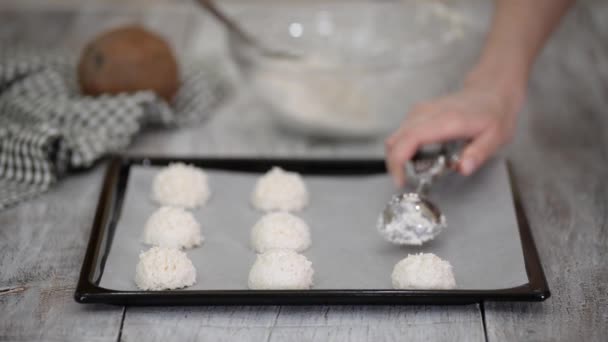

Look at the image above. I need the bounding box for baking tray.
[75,156,550,305]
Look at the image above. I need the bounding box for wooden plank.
[0,283,123,342]
[122,305,485,342]
[0,167,124,342]
[484,2,608,341]
[0,8,124,341]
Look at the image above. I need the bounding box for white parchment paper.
[99,159,528,291]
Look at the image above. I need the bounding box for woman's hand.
[385,81,524,187]
[383,0,575,187]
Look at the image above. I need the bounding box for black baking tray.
[74,156,550,305]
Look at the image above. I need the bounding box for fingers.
[386,133,418,187]
[458,128,504,176]
[385,86,519,185]
[386,113,479,187]
[385,131,400,148]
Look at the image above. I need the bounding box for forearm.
[466,0,575,101]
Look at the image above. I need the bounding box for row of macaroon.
[134,163,456,291]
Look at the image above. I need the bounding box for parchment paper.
[99,159,528,291]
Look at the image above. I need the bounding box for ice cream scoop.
[378,142,462,245]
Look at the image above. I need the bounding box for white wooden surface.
[122,305,485,341]
[1,1,607,341]
[0,168,124,342]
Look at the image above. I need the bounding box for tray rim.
[74,155,550,305]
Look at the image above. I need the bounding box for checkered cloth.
[0,48,230,210]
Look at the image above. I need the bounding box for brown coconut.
[78,25,179,102]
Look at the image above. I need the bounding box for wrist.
[464,62,527,114]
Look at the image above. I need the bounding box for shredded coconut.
[391,253,456,290]
[377,194,445,245]
[251,212,311,253]
[248,249,314,290]
[251,56,381,136]
[251,166,309,212]
[143,206,203,250]
[134,246,196,291]
[152,163,210,209]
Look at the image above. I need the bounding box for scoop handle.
[406,140,466,191]
[195,0,257,46]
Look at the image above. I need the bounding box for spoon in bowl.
[195,0,302,61]
[377,142,463,245]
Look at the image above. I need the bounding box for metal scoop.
[377,142,462,245]
[196,0,302,61]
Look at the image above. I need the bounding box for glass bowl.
[227,1,477,139]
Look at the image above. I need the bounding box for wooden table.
[1,1,607,341]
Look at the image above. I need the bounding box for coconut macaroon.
[143,206,203,250]
[251,212,311,253]
[152,163,210,209]
[248,249,314,290]
[134,246,196,291]
[391,253,456,290]
[251,167,308,212]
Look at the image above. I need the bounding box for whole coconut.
[78,25,179,102]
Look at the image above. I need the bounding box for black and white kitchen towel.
[0,48,231,210]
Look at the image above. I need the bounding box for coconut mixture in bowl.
[228,1,478,139]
